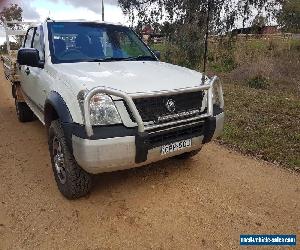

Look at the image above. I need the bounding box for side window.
[33,26,45,60]
[24,27,35,48]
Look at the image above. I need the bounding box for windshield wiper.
[87,57,126,62]
[86,55,156,63]
[123,55,157,61]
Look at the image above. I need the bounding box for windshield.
[47,22,157,64]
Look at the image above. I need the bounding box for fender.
[44,91,73,124]
[45,91,74,152]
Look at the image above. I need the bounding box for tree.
[251,14,268,34]
[252,15,267,28]
[0,4,23,47]
[118,0,280,69]
[277,0,300,33]
[0,4,23,28]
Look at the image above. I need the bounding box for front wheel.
[48,120,92,199]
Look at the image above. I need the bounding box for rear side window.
[24,27,35,48]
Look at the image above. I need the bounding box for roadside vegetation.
[218,38,299,169]
[153,37,300,169]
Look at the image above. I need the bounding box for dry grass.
[212,38,300,169]
[227,39,300,95]
[221,79,300,169]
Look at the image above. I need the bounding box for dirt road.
[0,68,299,250]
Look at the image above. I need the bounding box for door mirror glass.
[154,51,161,60]
[17,48,44,68]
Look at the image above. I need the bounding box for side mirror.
[17,48,44,68]
[154,51,161,60]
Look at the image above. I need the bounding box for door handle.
[25,67,30,75]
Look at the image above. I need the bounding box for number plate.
[161,139,192,155]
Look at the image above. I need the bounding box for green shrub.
[208,42,237,73]
[289,39,300,51]
[247,75,269,89]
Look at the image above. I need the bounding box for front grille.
[147,123,204,149]
[126,91,204,123]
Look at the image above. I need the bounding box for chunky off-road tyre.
[174,148,202,160]
[15,100,35,122]
[48,120,92,199]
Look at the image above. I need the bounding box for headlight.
[89,94,122,125]
[212,80,224,109]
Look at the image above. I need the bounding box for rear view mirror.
[154,51,161,60]
[17,48,44,68]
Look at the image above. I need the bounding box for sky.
[0,0,127,44]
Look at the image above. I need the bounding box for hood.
[50,61,205,95]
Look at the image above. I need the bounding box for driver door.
[20,26,46,117]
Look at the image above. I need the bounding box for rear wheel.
[48,120,92,199]
[15,99,35,122]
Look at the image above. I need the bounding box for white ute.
[11,19,224,199]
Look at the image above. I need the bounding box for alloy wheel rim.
[15,101,19,116]
[52,137,67,184]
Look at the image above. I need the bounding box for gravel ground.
[0,68,299,249]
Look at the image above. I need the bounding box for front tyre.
[48,120,92,199]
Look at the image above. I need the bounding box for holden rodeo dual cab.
[12,19,224,199]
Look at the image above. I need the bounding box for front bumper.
[71,112,224,174]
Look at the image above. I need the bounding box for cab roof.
[45,19,124,27]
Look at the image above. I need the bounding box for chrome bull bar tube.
[83,87,145,137]
[211,75,224,109]
[83,76,220,138]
